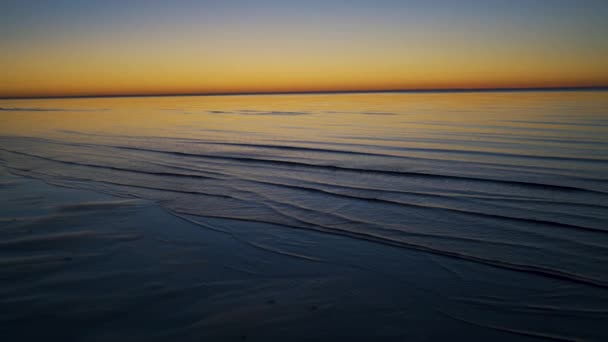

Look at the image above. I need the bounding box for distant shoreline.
[1,85,607,100]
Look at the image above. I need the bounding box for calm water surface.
[1,91,607,340]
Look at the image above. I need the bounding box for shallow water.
[1,91,608,340]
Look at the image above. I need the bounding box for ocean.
[1,90,607,341]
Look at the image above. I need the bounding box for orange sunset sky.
[2,1,608,98]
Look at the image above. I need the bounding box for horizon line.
[1,85,607,100]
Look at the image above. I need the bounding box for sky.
[1,0,608,98]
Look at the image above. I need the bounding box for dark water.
[1,91,607,340]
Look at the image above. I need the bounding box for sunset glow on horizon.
[2,0,608,98]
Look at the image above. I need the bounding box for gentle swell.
[3,143,605,195]
[105,145,608,194]
[231,177,608,234]
[0,148,221,181]
[172,209,608,289]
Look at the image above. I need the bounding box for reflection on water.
[1,91,608,281]
[1,91,608,340]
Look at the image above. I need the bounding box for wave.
[230,177,608,234]
[5,165,237,200]
[51,132,608,163]
[172,213,324,263]
[3,137,608,197]
[0,148,221,181]
[95,145,608,194]
[172,208,608,289]
[10,134,607,182]
[326,137,608,163]
[5,141,605,196]
[8,135,608,204]
[11,160,606,260]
